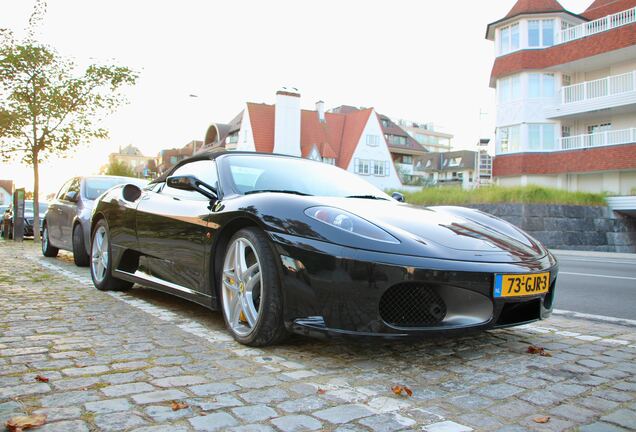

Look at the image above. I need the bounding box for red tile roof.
[583,0,636,19]
[245,103,374,170]
[505,0,567,18]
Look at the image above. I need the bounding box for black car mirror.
[392,192,405,202]
[65,191,78,202]
[167,175,217,201]
[122,184,143,202]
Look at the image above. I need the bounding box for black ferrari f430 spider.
[87,151,558,346]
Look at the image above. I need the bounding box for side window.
[56,180,73,200]
[162,160,218,200]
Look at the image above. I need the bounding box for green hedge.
[396,185,607,206]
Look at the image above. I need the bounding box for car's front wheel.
[90,219,133,291]
[72,224,90,267]
[220,227,288,346]
[41,224,59,257]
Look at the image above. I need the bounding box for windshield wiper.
[244,189,313,196]
[345,195,389,200]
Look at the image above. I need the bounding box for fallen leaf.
[316,388,326,395]
[527,345,552,357]
[34,375,49,383]
[171,401,188,411]
[391,385,413,397]
[6,414,47,432]
[533,416,551,424]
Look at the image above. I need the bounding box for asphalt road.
[552,251,636,320]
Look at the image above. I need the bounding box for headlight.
[305,206,399,244]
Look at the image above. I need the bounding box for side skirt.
[113,269,213,309]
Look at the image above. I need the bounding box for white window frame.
[499,75,521,102]
[322,157,335,165]
[528,73,555,98]
[528,123,556,151]
[354,158,371,175]
[366,135,380,147]
[528,19,555,48]
[498,125,520,154]
[499,22,520,54]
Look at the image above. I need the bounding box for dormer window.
[499,22,520,54]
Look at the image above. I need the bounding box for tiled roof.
[583,0,636,19]
[505,0,567,18]
[245,103,374,170]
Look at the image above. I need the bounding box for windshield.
[85,177,145,200]
[221,154,391,199]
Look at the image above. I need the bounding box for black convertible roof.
[151,150,302,184]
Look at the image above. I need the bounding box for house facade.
[413,150,479,189]
[203,90,404,190]
[0,180,13,206]
[487,0,636,194]
[108,145,155,177]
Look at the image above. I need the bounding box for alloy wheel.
[91,226,109,283]
[222,237,263,336]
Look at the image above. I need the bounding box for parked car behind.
[2,201,48,238]
[42,176,147,265]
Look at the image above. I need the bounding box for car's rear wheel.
[220,227,287,346]
[72,224,90,267]
[90,219,133,291]
[41,224,59,257]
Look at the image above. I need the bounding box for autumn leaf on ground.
[533,416,551,423]
[34,375,49,383]
[6,414,47,432]
[527,345,552,357]
[391,385,413,397]
[170,401,188,411]
[317,388,326,395]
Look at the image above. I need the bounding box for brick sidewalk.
[1,241,635,431]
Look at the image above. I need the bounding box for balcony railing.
[559,128,636,150]
[562,71,636,104]
[556,7,636,45]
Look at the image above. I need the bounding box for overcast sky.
[2,0,593,195]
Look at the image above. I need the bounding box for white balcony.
[559,128,636,150]
[556,7,636,45]
[545,71,636,119]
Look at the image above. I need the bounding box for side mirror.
[122,184,142,202]
[167,175,217,200]
[392,192,405,202]
[65,191,78,202]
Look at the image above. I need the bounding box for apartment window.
[170,156,178,164]
[499,75,521,102]
[448,157,462,167]
[528,73,555,98]
[355,159,370,175]
[366,135,380,146]
[498,125,520,153]
[528,20,555,47]
[499,23,519,54]
[227,132,239,144]
[561,126,571,138]
[402,155,413,164]
[381,119,389,128]
[562,74,572,87]
[373,161,385,176]
[386,134,407,146]
[322,157,335,165]
[528,124,556,150]
[587,123,612,134]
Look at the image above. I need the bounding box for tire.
[220,227,288,346]
[72,224,90,267]
[41,223,59,257]
[90,219,133,291]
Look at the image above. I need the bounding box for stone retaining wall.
[463,204,636,253]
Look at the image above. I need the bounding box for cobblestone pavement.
[1,241,635,432]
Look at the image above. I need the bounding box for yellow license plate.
[494,272,550,298]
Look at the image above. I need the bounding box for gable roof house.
[202,90,405,190]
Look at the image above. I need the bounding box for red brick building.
[487,0,636,194]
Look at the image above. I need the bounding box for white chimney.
[274,88,301,156]
[316,100,325,123]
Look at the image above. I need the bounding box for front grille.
[379,283,447,327]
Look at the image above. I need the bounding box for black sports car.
[89,151,558,346]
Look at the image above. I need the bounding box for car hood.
[308,197,547,263]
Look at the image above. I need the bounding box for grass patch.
[397,185,607,206]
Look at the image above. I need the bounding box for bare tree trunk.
[33,151,40,243]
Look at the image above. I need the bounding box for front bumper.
[269,232,558,338]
